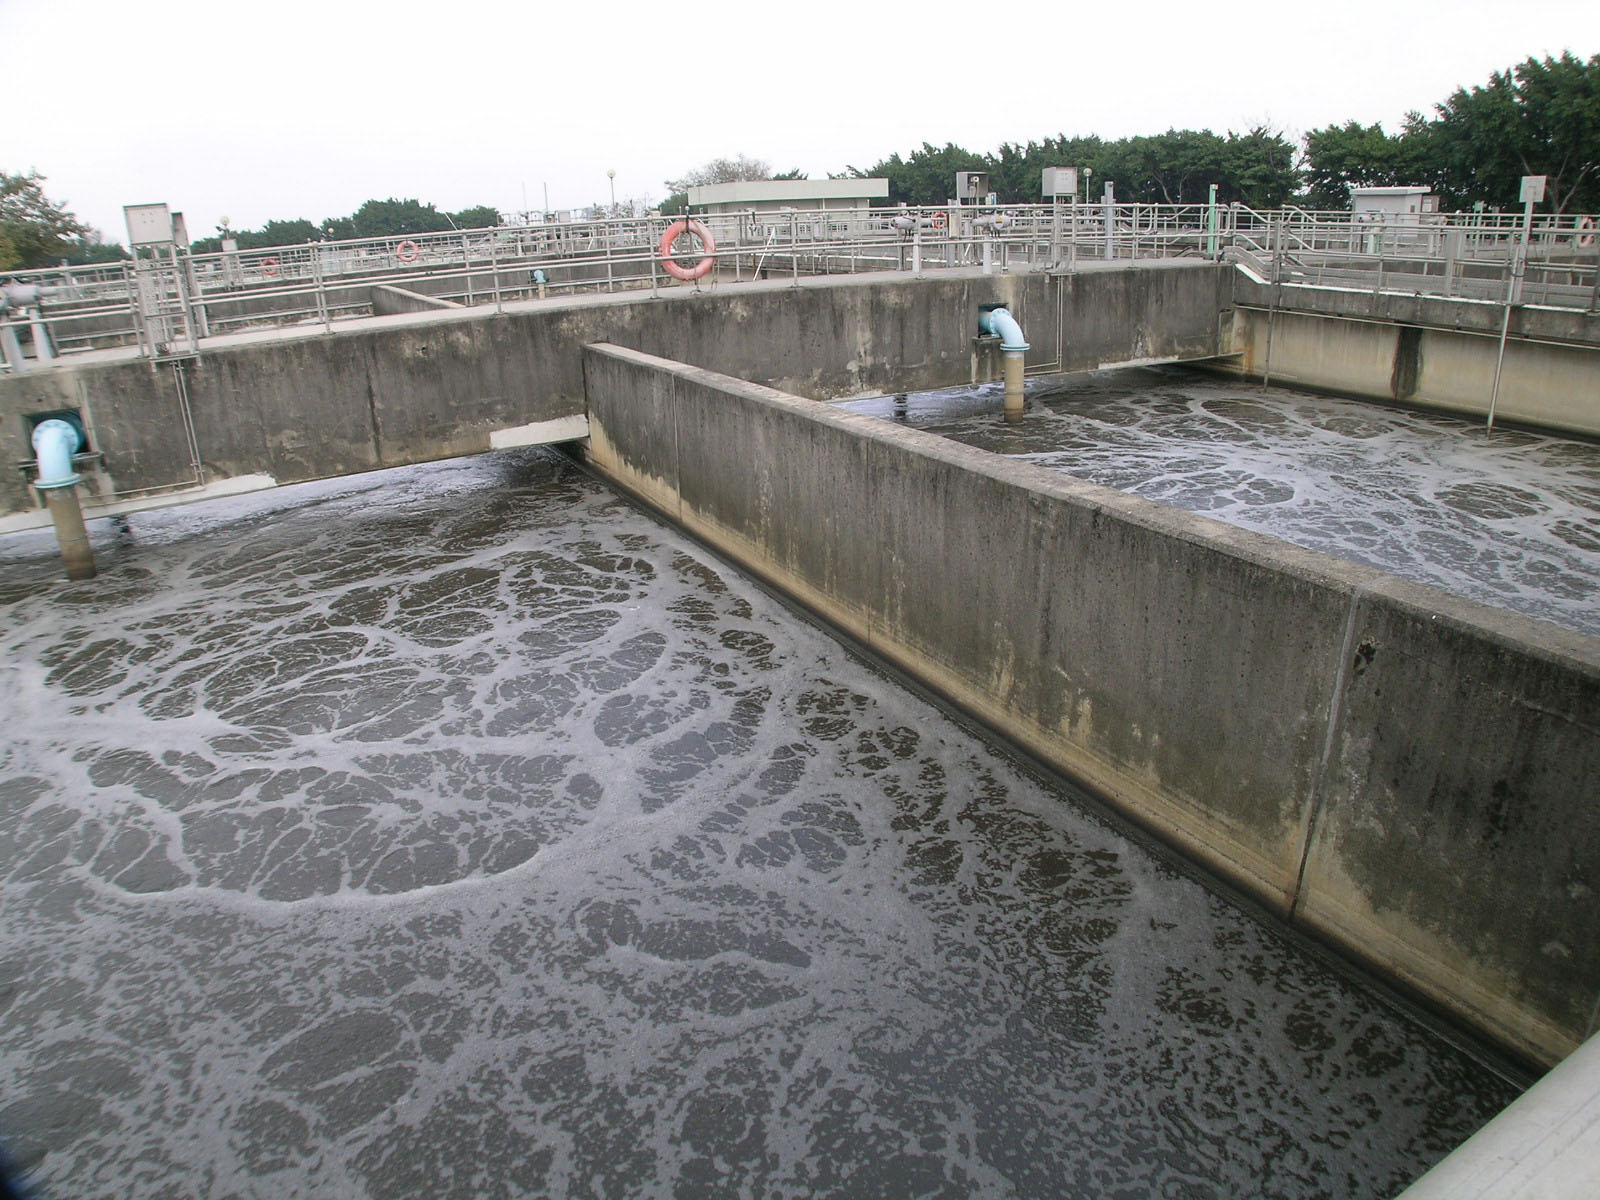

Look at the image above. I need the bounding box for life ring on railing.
[930,211,947,231]
[261,257,279,277]
[396,239,420,264]
[1578,216,1595,248]
[658,218,716,281]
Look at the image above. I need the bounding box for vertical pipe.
[45,488,95,580]
[32,419,95,580]
[1207,184,1219,260]
[1003,350,1025,421]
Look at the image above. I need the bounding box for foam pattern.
[846,369,1600,637]
[1,450,1516,1197]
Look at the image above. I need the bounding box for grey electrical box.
[124,203,175,247]
[954,171,989,203]
[1041,167,1079,198]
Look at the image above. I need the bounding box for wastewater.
[0,448,1522,1199]
[843,367,1600,638]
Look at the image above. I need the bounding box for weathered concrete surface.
[1,264,1228,519]
[581,342,1600,1068]
[1221,280,1600,436]
[370,285,464,315]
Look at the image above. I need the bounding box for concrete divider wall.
[1220,300,1600,437]
[0,264,1227,518]
[582,341,1600,1068]
[370,285,464,315]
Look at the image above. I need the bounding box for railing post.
[313,244,331,333]
[490,234,503,314]
[1207,184,1219,260]
[1102,182,1115,260]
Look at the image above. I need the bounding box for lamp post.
[608,169,617,218]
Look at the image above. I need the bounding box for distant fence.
[3,202,1596,368]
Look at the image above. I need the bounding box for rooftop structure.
[687,177,888,215]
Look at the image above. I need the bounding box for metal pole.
[1102,182,1114,260]
[490,234,503,314]
[1207,184,1219,260]
[1262,214,1282,389]
[1487,193,1535,430]
[313,244,331,333]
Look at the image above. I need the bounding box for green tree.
[451,205,501,230]
[1429,52,1600,213]
[238,219,320,249]
[1218,125,1299,208]
[849,142,988,206]
[60,232,129,265]
[1302,115,1439,209]
[0,170,87,269]
[345,198,454,238]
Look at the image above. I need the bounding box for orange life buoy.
[1578,215,1595,248]
[658,219,716,281]
[261,257,279,277]
[930,210,947,231]
[397,239,420,264]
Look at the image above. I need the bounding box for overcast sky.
[4,0,1596,241]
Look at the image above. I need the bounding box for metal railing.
[3,202,1596,370]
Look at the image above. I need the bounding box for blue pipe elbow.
[979,307,1030,352]
[32,418,82,490]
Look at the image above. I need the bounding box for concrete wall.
[581,342,1600,1069]
[1221,281,1600,436]
[0,263,1227,518]
[370,285,464,316]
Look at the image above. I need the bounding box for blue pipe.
[32,419,82,490]
[979,306,1030,352]
[532,268,548,284]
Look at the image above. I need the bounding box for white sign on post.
[124,203,174,247]
[1519,175,1547,204]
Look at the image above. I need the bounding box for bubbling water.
[846,368,1600,637]
[1,449,1517,1198]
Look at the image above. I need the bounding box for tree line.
[186,198,504,254]
[847,52,1596,215]
[3,51,1593,271]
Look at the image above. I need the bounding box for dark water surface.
[842,368,1600,638]
[1,450,1519,1198]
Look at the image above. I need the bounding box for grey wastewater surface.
[842,368,1600,638]
[1,449,1519,1199]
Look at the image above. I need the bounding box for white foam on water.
[846,368,1600,637]
[1,448,1519,1198]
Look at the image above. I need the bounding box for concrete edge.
[579,341,1600,1069]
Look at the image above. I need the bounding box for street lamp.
[607,169,617,218]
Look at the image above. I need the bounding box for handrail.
[3,201,1596,370]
